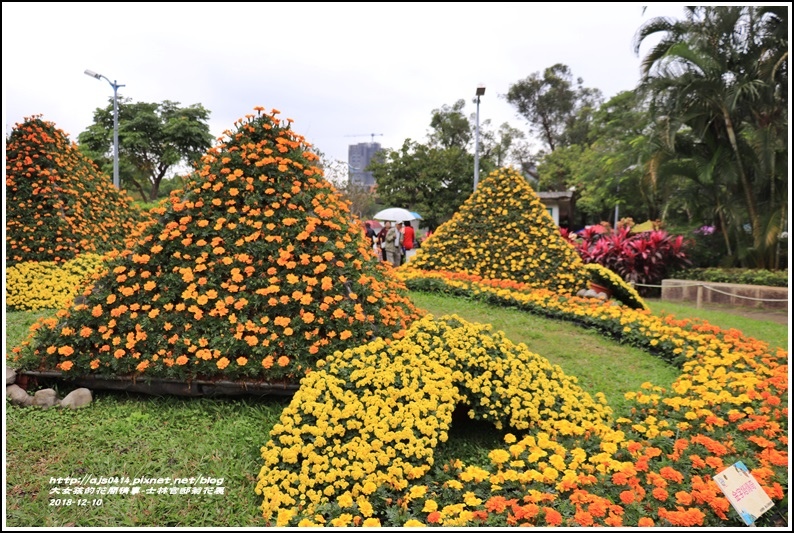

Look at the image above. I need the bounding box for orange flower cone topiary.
[15,107,422,382]
[5,115,150,266]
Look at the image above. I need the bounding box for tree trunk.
[722,107,762,265]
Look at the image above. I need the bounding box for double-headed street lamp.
[85,69,125,189]
[473,85,485,190]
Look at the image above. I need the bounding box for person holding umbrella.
[376,222,388,261]
[384,221,401,267]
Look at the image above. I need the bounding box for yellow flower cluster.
[583,263,648,310]
[406,167,589,294]
[6,253,108,310]
[256,314,612,524]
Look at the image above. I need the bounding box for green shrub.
[669,268,788,287]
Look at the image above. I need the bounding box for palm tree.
[633,6,787,268]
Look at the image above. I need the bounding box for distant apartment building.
[348,142,382,188]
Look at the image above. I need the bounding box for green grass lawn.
[4,294,788,527]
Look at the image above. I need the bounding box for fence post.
[696,285,703,309]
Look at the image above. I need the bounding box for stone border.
[6,365,92,408]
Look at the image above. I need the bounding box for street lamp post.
[473,85,485,190]
[85,69,125,189]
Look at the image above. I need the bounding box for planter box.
[15,371,299,397]
[661,279,788,311]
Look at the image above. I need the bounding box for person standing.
[395,222,405,265]
[402,220,416,262]
[376,223,388,262]
[384,221,401,267]
[364,222,378,256]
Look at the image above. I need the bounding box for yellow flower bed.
[256,272,787,527]
[584,262,649,310]
[256,314,613,525]
[5,253,108,310]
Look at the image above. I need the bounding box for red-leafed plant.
[571,225,690,295]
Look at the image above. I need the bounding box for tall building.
[348,142,381,188]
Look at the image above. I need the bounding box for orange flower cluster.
[15,107,422,381]
[5,115,151,265]
[406,167,589,294]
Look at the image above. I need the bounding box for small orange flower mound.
[5,115,151,265]
[406,167,588,293]
[15,107,422,382]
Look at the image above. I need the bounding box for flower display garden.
[5,110,788,527]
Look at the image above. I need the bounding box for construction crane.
[345,133,384,142]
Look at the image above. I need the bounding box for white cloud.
[3,1,691,167]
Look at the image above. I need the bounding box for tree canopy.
[369,139,476,231]
[78,99,214,201]
[634,5,788,268]
[506,63,602,153]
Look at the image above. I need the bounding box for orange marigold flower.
[705,456,724,469]
[660,466,684,483]
[216,357,230,370]
[619,490,635,505]
[652,488,669,502]
[176,355,189,366]
[637,517,654,527]
[277,355,290,367]
[90,359,101,370]
[542,507,562,527]
[236,357,248,366]
[58,345,75,356]
[60,361,74,371]
[262,356,274,369]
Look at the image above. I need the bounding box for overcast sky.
[4,2,702,171]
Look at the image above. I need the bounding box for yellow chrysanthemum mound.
[584,263,648,310]
[5,115,150,266]
[14,107,422,383]
[406,167,588,294]
[256,313,613,523]
[6,253,108,311]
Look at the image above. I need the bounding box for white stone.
[60,388,93,409]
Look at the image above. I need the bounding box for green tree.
[506,63,602,153]
[634,6,788,268]
[78,99,214,201]
[427,99,472,149]
[368,140,474,230]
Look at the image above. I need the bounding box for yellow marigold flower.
[422,499,438,512]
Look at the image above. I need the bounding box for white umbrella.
[373,207,418,222]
